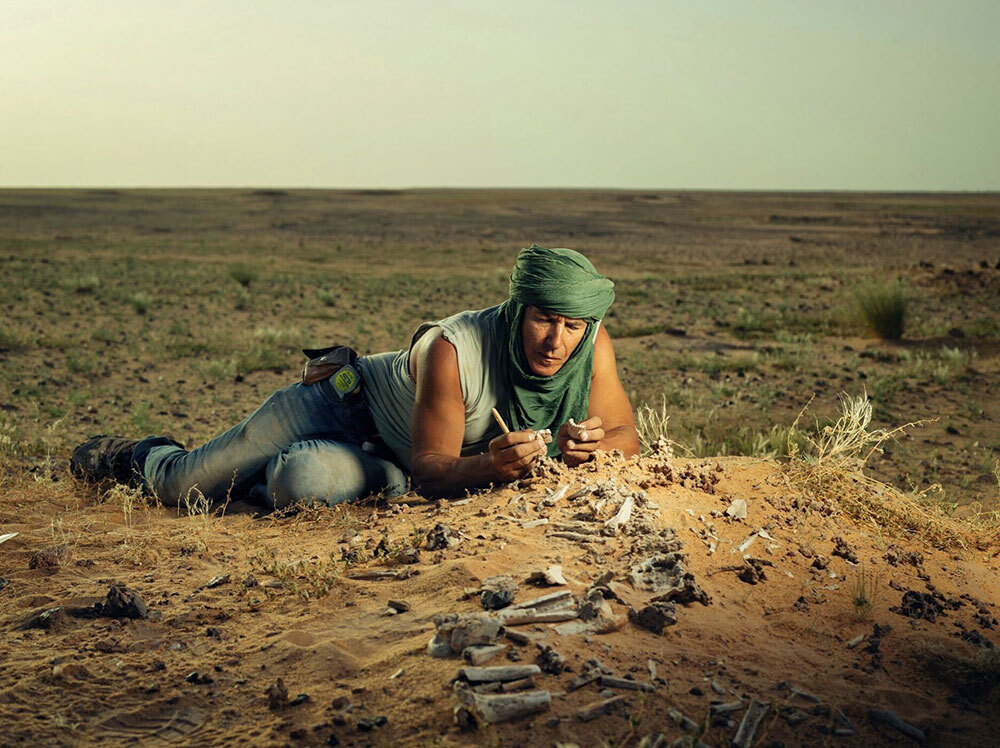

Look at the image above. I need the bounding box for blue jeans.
[134,379,408,509]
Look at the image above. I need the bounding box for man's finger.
[501,438,546,462]
[568,428,605,447]
[566,439,602,454]
[498,429,547,447]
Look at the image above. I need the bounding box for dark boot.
[69,435,142,486]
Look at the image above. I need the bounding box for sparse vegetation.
[853,279,909,340]
[228,262,259,287]
[129,291,153,315]
[851,566,881,620]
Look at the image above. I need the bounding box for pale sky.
[2,0,998,190]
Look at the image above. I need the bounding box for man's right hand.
[488,430,546,481]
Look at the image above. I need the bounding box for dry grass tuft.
[785,392,997,551]
[853,279,909,340]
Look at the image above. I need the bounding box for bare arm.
[557,325,640,466]
[410,334,545,497]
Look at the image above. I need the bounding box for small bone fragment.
[647,659,657,680]
[555,612,626,636]
[789,686,820,703]
[507,589,573,611]
[568,484,596,500]
[533,429,553,444]
[206,573,231,589]
[567,418,589,442]
[387,599,410,613]
[551,522,601,535]
[868,709,925,742]
[710,701,745,716]
[458,665,542,683]
[667,708,700,733]
[638,734,667,748]
[389,668,404,679]
[504,629,539,645]
[846,632,866,649]
[543,485,569,505]
[725,499,747,520]
[347,569,415,581]
[757,529,776,541]
[501,677,535,692]
[463,644,507,665]
[598,675,655,692]
[738,534,758,553]
[577,695,626,722]
[549,531,605,544]
[521,518,548,529]
[473,681,502,694]
[568,671,603,691]
[526,565,567,586]
[0,533,19,544]
[499,608,578,625]
[460,689,551,724]
[732,699,769,748]
[604,495,634,534]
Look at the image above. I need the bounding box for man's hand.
[557,416,606,467]
[489,430,547,481]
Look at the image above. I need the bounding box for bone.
[733,699,770,748]
[604,495,634,534]
[498,608,578,625]
[455,688,551,725]
[507,589,574,611]
[463,644,507,665]
[577,695,626,722]
[567,418,589,442]
[457,665,542,683]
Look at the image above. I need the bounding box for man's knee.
[267,442,369,509]
[267,442,407,509]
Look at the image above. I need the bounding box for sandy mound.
[1,450,998,746]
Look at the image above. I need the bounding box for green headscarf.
[498,244,615,456]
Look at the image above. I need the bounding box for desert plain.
[0,189,999,746]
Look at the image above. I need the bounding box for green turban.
[498,244,615,456]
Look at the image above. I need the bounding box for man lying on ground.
[71,245,640,507]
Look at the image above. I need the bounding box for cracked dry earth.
[1,450,998,747]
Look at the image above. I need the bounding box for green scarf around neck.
[498,245,615,456]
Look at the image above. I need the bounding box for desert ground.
[1,189,998,746]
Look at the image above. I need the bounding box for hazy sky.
[3,0,998,190]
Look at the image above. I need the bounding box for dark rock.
[630,602,677,634]
[536,644,568,675]
[831,537,858,564]
[425,523,459,551]
[479,575,517,610]
[793,596,809,612]
[811,556,829,570]
[291,693,311,706]
[185,671,213,685]
[102,583,150,619]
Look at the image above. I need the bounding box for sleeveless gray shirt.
[357,306,508,472]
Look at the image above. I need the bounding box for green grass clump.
[129,291,153,315]
[853,280,909,340]
[228,263,258,287]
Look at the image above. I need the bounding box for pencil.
[491,407,510,434]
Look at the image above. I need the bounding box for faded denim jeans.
[134,379,408,509]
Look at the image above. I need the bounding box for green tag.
[332,364,360,398]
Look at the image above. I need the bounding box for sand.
[1,448,998,746]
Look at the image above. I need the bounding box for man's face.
[520,305,589,376]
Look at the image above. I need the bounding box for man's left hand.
[557,416,605,467]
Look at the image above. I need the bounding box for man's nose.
[544,322,564,347]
